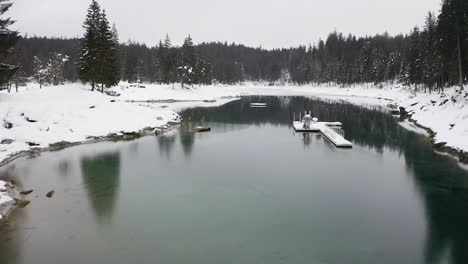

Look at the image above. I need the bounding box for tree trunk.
[91,81,95,91]
[101,83,104,93]
[457,33,464,90]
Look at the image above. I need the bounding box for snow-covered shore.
[0,82,467,217]
[0,180,15,220]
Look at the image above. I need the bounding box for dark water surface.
[1,96,468,264]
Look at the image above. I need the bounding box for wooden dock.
[292,113,353,148]
[319,125,353,148]
[293,121,342,132]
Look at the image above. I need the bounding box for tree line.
[2,0,467,91]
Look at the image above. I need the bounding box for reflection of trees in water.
[0,208,26,263]
[181,96,468,263]
[0,166,25,263]
[420,187,468,264]
[80,152,121,225]
[157,133,177,160]
[181,96,468,180]
[407,139,468,263]
[179,125,195,158]
[57,160,71,177]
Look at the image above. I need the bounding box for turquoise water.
[1,96,468,264]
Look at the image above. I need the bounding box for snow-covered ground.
[0,82,467,217]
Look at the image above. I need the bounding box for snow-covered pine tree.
[0,0,19,90]
[108,23,120,85]
[194,56,212,85]
[135,58,144,83]
[407,27,423,89]
[32,56,45,88]
[96,10,119,92]
[438,0,467,90]
[79,0,101,91]
[179,35,196,88]
[421,12,440,92]
[158,34,177,85]
[48,53,69,86]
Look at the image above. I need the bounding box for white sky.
[10,0,442,49]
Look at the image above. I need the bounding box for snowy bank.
[0,180,15,220]
[0,83,241,215]
[112,82,468,159]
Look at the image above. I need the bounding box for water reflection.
[157,132,177,160]
[179,125,195,158]
[0,96,467,264]
[80,152,121,225]
[0,167,26,264]
[181,96,468,263]
[420,187,468,264]
[57,160,71,177]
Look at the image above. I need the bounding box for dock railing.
[331,127,345,138]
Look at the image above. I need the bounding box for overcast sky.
[10,0,441,49]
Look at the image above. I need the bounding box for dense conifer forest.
[3,0,468,91]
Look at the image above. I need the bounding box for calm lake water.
[1,96,468,264]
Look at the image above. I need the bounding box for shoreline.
[0,83,467,221]
[0,123,181,221]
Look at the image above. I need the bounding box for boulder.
[15,199,31,208]
[434,142,447,149]
[46,191,55,198]
[3,122,13,129]
[1,139,14,145]
[20,190,34,195]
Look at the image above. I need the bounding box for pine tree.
[79,0,101,91]
[79,1,119,92]
[0,0,19,89]
[96,10,118,92]
[407,27,423,88]
[108,24,120,85]
[158,34,177,84]
[438,0,467,90]
[421,12,440,92]
[47,52,69,86]
[32,56,45,88]
[179,35,196,88]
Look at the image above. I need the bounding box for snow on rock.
[0,180,14,220]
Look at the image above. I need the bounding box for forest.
[3,0,468,91]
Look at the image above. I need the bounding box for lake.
[1,96,468,264]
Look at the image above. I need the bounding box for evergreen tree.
[158,34,177,84]
[79,0,101,91]
[0,0,19,89]
[96,10,118,91]
[179,35,196,88]
[79,1,119,92]
[32,56,45,88]
[438,0,467,90]
[407,27,423,88]
[421,12,440,92]
[108,24,120,85]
